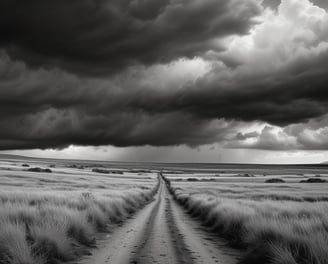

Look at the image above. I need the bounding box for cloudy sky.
[1,0,328,163]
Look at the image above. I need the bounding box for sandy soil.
[72,175,240,264]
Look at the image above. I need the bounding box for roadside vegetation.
[0,161,158,264]
[164,175,328,264]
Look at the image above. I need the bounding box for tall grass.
[166,176,328,264]
[0,181,159,264]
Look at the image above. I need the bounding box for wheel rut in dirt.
[75,175,241,264]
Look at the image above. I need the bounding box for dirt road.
[75,175,240,264]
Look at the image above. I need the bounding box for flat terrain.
[1,155,328,264]
[166,171,328,264]
[0,157,158,264]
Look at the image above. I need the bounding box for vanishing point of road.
[74,174,240,264]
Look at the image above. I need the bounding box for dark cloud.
[126,64,328,126]
[261,0,281,10]
[1,0,328,151]
[1,41,328,151]
[307,0,328,10]
[0,0,261,74]
[0,51,240,149]
[234,131,259,141]
[0,106,235,150]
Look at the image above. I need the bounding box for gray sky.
[1,0,328,163]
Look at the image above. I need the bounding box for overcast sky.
[1,0,328,163]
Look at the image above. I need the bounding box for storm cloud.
[1,0,328,151]
[0,0,260,74]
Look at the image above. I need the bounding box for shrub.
[27,167,52,173]
[187,178,199,181]
[300,178,327,183]
[92,168,123,174]
[265,178,286,183]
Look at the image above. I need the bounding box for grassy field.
[0,158,158,264]
[1,155,328,264]
[165,171,328,264]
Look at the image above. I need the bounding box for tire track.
[130,178,195,264]
[75,175,241,264]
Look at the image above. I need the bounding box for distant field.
[165,171,328,264]
[0,158,158,264]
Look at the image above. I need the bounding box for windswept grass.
[165,175,328,264]
[0,161,159,264]
[0,187,158,264]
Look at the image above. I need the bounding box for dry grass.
[0,161,158,264]
[0,189,158,264]
[166,175,328,264]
